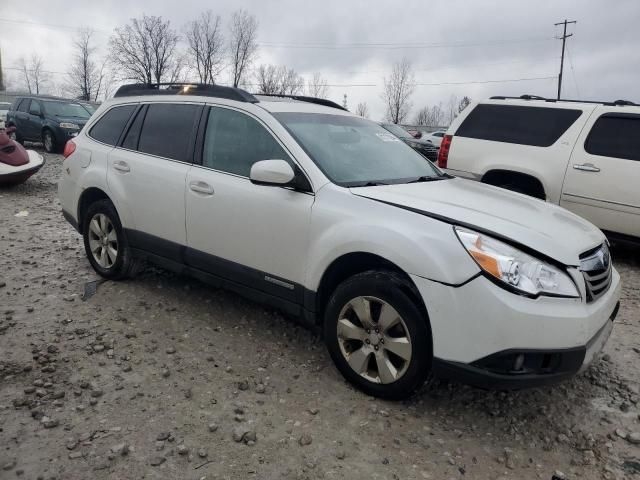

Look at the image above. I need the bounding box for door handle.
[113,160,130,173]
[573,163,600,172]
[189,181,214,195]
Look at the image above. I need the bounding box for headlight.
[59,122,79,129]
[455,227,579,298]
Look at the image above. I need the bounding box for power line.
[258,38,554,50]
[554,19,577,99]
[414,76,556,86]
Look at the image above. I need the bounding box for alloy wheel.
[87,213,118,269]
[44,132,54,152]
[337,296,413,384]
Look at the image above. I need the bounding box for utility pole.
[555,19,576,100]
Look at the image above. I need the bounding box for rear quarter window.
[89,105,137,146]
[456,104,582,147]
[584,113,640,161]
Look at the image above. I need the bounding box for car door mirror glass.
[250,160,295,186]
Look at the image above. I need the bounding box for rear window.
[137,104,200,161]
[456,104,582,147]
[89,105,136,146]
[585,114,640,161]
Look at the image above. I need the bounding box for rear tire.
[323,270,432,400]
[82,200,141,280]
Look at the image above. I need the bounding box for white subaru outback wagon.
[58,83,621,399]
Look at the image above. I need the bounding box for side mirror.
[250,159,295,186]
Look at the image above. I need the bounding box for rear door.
[560,107,640,238]
[13,99,30,138]
[26,99,44,140]
[106,102,202,260]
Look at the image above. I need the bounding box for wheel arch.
[313,252,431,333]
[481,169,546,200]
[77,187,115,233]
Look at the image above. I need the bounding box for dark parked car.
[380,123,438,162]
[6,96,92,153]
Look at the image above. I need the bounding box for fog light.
[513,354,525,371]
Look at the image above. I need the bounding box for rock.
[93,344,105,352]
[208,422,219,433]
[255,384,266,394]
[298,434,313,446]
[556,433,569,443]
[615,428,628,440]
[90,389,104,398]
[238,380,249,391]
[0,280,6,288]
[68,452,83,460]
[177,444,189,455]
[244,430,257,443]
[336,450,346,460]
[66,439,79,450]
[111,443,130,456]
[308,408,319,415]
[42,417,59,429]
[232,426,254,443]
[149,456,166,466]
[198,448,207,458]
[157,432,171,441]
[552,471,566,480]
[122,364,132,372]
[166,347,176,354]
[628,432,640,445]
[161,369,170,378]
[2,459,16,471]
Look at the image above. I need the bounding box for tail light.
[63,140,76,158]
[437,135,452,169]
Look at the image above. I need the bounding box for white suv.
[58,84,621,399]
[439,95,640,242]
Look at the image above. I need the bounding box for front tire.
[82,200,140,280]
[42,129,59,153]
[324,271,432,400]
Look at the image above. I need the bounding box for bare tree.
[255,64,303,95]
[307,72,329,99]
[17,54,49,94]
[228,9,258,88]
[355,102,370,118]
[185,11,224,84]
[413,104,445,126]
[382,58,415,124]
[0,48,5,91]
[109,15,179,85]
[66,29,105,101]
[446,94,459,125]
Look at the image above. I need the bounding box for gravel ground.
[1,151,639,480]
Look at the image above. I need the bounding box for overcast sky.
[1,0,638,121]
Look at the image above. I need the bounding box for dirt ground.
[1,151,639,480]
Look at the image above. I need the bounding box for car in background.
[5,95,92,153]
[423,130,447,148]
[439,95,640,241]
[380,123,438,162]
[78,101,100,116]
[406,129,423,139]
[0,101,11,129]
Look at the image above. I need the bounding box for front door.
[560,109,640,238]
[185,105,314,303]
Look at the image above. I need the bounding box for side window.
[89,105,136,146]
[585,114,640,161]
[121,106,146,151]
[17,99,29,113]
[456,104,582,147]
[137,103,200,161]
[29,101,41,116]
[202,107,291,176]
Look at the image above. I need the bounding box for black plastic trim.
[62,209,79,232]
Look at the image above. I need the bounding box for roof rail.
[490,95,638,107]
[254,93,348,111]
[113,83,259,103]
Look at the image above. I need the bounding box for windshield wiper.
[350,180,390,187]
[405,175,448,184]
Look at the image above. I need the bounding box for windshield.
[81,104,97,114]
[380,123,412,139]
[43,101,91,119]
[275,113,444,187]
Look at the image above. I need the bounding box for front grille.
[579,243,612,303]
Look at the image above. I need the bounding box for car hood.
[351,177,605,266]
